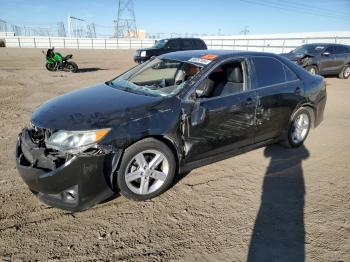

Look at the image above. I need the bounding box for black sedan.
[16,50,327,211]
[281,43,350,78]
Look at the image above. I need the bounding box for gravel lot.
[0,48,349,261]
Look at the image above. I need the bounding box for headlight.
[140,51,147,57]
[46,128,111,154]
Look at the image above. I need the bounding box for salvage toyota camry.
[16,50,327,211]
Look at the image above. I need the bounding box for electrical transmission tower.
[57,22,66,37]
[0,19,9,32]
[68,16,86,38]
[113,0,138,38]
[68,16,96,38]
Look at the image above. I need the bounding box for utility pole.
[68,16,87,38]
[114,0,138,38]
[240,26,250,35]
[68,16,71,37]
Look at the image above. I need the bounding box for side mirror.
[322,52,330,56]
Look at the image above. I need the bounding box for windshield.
[292,44,326,55]
[153,39,168,48]
[110,58,202,97]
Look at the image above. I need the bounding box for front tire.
[116,138,176,201]
[338,64,350,79]
[305,65,318,76]
[45,63,55,71]
[283,108,311,148]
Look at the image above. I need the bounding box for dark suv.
[281,43,350,79]
[134,38,207,63]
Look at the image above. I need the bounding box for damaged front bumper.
[16,128,118,212]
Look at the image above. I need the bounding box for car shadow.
[247,144,309,262]
[76,67,107,73]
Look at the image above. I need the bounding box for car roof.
[162,37,204,41]
[159,49,279,64]
[302,43,349,47]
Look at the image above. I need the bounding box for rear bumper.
[16,131,116,212]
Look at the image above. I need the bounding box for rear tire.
[282,108,311,148]
[338,64,350,79]
[305,65,318,76]
[66,62,78,73]
[116,138,176,201]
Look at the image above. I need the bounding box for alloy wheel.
[291,113,310,144]
[344,66,350,78]
[309,67,316,75]
[125,150,169,195]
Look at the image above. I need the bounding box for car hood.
[136,47,159,53]
[280,52,314,61]
[31,83,164,131]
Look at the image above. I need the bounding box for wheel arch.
[305,64,319,71]
[292,103,316,128]
[110,135,181,190]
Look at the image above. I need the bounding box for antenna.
[114,0,138,38]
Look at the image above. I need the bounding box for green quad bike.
[43,47,78,73]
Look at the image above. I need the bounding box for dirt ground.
[0,48,349,262]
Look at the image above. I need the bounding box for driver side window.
[195,61,245,99]
[166,40,180,49]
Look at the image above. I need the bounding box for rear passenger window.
[195,40,206,49]
[284,65,298,81]
[333,46,347,54]
[182,39,194,50]
[167,40,180,49]
[252,57,286,88]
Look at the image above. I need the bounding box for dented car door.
[182,90,257,162]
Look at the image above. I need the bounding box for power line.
[282,0,350,17]
[240,0,350,21]
[263,0,350,19]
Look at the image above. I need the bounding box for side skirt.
[179,137,280,174]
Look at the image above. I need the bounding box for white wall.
[3,31,350,54]
[0,31,15,37]
[4,36,157,49]
[202,31,350,53]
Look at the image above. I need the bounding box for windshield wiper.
[105,80,113,86]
